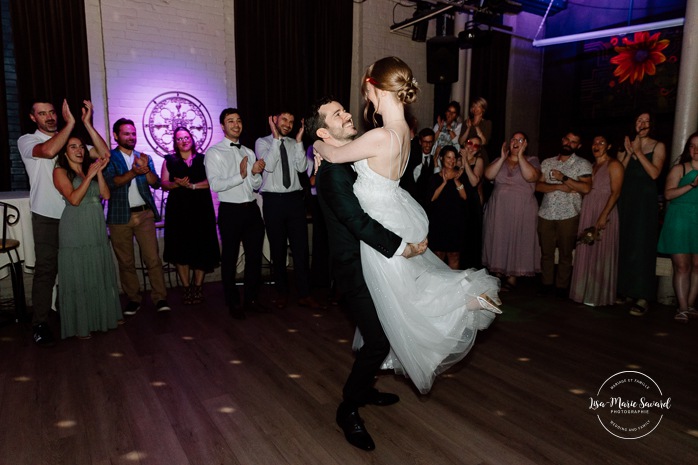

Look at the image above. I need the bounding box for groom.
[306,98,427,451]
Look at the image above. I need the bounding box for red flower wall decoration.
[610,31,669,84]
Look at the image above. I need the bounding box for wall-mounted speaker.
[426,36,459,84]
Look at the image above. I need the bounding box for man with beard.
[104,118,170,315]
[305,98,427,451]
[536,131,592,298]
[18,99,110,346]
[256,111,322,309]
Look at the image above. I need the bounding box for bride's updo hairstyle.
[362,56,419,123]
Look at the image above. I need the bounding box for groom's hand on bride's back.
[402,238,428,258]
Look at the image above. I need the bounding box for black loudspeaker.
[426,36,459,84]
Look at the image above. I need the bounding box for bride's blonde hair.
[362,56,419,124]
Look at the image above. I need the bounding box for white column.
[453,12,470,112]
[672,0,698,162]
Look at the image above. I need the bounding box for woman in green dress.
[658,132,698,323]
[616,111,666,316]
[53,135,121,339]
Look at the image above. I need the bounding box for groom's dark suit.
[316,161,402,407]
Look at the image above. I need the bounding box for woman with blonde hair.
[459,97,492,152]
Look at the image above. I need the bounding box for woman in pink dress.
[482,132,541,290]
[569,135,624,306]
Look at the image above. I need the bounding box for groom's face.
[319,101,357,144]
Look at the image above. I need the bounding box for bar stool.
[0,201,28,326]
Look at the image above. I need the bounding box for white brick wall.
[84,0,232,174]
[351,0,434,133]
[83,0,543,160]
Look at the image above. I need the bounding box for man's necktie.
[280,139,291,188]
[230,142,241,149]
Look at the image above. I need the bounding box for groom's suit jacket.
[316,159,403,406]
[316,161,401,295]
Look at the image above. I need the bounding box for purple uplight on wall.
[142,91,213,158]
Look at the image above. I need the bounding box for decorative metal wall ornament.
[143,91,213,157]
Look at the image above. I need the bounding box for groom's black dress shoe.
[366,390,400,407]
[336,403,375,451]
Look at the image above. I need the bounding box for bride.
[313,57,500,393]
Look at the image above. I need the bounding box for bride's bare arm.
[313,128,389,164]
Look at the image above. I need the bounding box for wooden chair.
[0,201,28,325]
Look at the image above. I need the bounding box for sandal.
[674,310,689,323]
[190,285,203,305]
[477,295,503,314]
[686,307,698,319]
[182,286,193,305]
[629,299,648,317]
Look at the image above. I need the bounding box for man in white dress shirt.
[256,111,322,309]
[18,99,109,346]
[205,108,267,319]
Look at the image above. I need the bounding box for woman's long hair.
[678,131,698,164]
[56,135,92,182]
[629,109,655,138]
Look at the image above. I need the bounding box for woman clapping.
[161,127,220,304]
[427,145,467,269]
[54,134,121,339]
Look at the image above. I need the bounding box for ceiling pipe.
[531,17,685,47]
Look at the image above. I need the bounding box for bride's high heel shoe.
[477,295,503,314]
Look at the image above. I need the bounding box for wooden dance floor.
[1,278,697,465]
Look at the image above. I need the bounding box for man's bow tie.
[230,142,241,149]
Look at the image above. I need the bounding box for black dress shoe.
[366,390,400,407]
[336,403,375,451]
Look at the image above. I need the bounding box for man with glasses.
[536,131,592,298]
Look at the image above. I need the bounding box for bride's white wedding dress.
[352,130,500,394]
